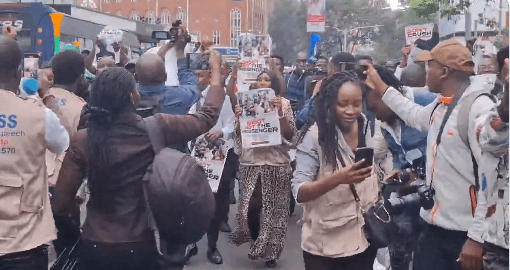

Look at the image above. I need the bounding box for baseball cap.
[415,39,474,73]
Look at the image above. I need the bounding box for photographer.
[367,66,436,270]
[136,25,199,116]
[284,52,308,112]
[304,56,328,99]
[365,39,500,270]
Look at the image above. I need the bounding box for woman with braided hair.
[291,71,380,270]
[53,49,226,270]
[230,67,296,268]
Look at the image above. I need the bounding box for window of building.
[213,31,220,45]
[147,11,156,24]
[161,10,171,24]
[115,0,121,3]
[103,0,109,3]
[130,11,140,21]
[116,11,123,16]
[230,8,241,47]
[177,9,186,22]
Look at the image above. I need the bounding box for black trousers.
[0,245,48,270]
[50,187,82,257]
[207,150,238,250]
[302,246,377,270]
[248,177,263,241]
[79,240,159,270]
[413,219,468,270]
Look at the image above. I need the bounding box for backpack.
[141,116,216,246]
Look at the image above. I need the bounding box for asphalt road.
[184,202,306,270]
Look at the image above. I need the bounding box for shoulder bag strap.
[140,116,166,255]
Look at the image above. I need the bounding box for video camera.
[384,151,435,215]
[305,66,328,77]
[151,20,191,44]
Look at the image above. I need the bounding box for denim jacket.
[284,71,307,109]
[138,58,200,115]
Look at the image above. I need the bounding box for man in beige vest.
[0,36,69,269]
[46,50,87,257]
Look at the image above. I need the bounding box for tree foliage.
[410,0,495,19]
[269,0,436,64]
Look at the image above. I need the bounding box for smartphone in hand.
[355,147,374,168]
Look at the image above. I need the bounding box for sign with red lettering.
[237,88,282,149]
[405,23,434,45]
[190,134,230,192]
[307,0,326,32]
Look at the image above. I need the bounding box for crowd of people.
[0,21,508,270]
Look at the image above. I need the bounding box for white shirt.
[381,76,497,235]
[188,86,235,140]
[45,107,69,154]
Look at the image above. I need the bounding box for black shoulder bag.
[337,117,393,249]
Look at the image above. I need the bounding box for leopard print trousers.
[229,164,292,261]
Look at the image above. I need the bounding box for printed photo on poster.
[404,23,434,45]
[237,88,282,149]
[307,0,326,32]
[190,135,229,193]
[238,34,272,59]
[96,26,124,62]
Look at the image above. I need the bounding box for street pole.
[462,0,472,39]
[499,0,503,35]
[343,30,347,52]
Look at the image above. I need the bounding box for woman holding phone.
[291,71,379,270]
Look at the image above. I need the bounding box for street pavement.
[184,201,306,270]
[184,183,389,270]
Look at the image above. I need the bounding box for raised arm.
[85,40,97,75]
[158,50,225,145]
[366,64,438,131]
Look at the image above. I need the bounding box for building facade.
[77,0,274,47]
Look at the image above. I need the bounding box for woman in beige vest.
[229,70,296,268]
[292,71,379,270]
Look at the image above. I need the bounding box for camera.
[384,155,435,214]
[385,179,435,214]
[306,67,328,76]
[151,20,191,44]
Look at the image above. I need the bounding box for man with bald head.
[400,63,427,88]
[136,28,199,116]
[0,36,69,269]
[284,51,309,111]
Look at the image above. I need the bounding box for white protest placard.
[237,58,268,85]
[238,34,272,60]
[96,26,123,62]
[307,0,326,32]
[405,23,434,45]
[190,135,231,192]
[237,88,282,149]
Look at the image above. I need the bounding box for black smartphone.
[23,53,41,79]
[354,64,369,81]
[187,53,210,71]
[355,147,374,167]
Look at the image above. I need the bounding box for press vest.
[46,87,85,187]
[0,90,57,254]
[301,124,379,258]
